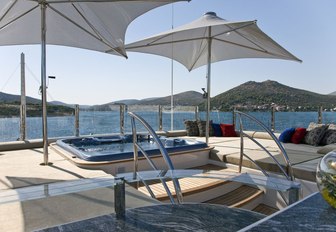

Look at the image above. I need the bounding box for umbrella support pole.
[205,29,212,145]
[41,2,49,165]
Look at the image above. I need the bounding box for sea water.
[0,111,335,142]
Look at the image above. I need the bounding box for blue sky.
[0,0,335,105]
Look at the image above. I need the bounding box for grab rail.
[235,111,297,206]
[128,112,183,204]
[235,111,295,181]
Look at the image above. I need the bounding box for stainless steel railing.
[235,110,295,181]
[235,110,297,205]
[128,112,183,204]
[5,103,330,143]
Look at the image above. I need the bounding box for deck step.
[204,185,264,208]
[252,203,279,215]
[137,176,231,201]
[136,164,235,201]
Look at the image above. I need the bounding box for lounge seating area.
[183,131,324,182]
[184,120,237,137]
[180,120,335,183]
[278,122,336,147]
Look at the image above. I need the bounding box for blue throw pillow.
[212,123,222,137]
[279,128,296,143]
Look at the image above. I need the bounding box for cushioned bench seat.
[205,131,327,182]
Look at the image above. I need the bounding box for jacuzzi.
[53,135,212,175]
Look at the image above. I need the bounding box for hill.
[113,99,140,105]
[91,91,204,111]
[208,80,336,111]
[135,91,203,106]
[0,91,41,104]
[111,91,203,106]
[3,81,335,114]
[0,92,74,117]
[0,103,74,117]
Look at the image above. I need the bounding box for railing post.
[195,106,199,120]
[20,53,26,141]
[20,104,26,141]
[159,105,163,131]
[239,115,244,173]
[271,105,275,132]
[318,106,323,124]
[232,107,236,126]
[288,187,300,205]
[114,177,125,219]
[120,104,125,135]
[130,117,138,180]
[75,104,79,137]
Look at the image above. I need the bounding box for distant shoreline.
[0,103,74,117]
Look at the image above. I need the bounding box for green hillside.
[0,103,74,117]
[2,80,335,115]
[0,91,75,117]
[0,92,41,104]
[204,80,336,111]
[92,91,204,111]
[136,91,204,106]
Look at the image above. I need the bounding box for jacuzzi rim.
[51,143,213,166]
[54,135,210,163]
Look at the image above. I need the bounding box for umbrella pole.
[170,4,175,131]
[171,59,174,131]
[206,28,212,145]
[41,3,49,165]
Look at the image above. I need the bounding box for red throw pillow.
[220,124,237,137]
[291,128,307,144]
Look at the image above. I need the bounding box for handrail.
[118,169,301,193]
[117,169,301,208]
[128,112,183,204]
[235,111,295,181]
[235,111,297,205]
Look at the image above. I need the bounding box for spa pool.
[54,135,212,175]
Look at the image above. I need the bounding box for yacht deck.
[0,148,158,231]
[187,136,322,182]
[0,135,323,231]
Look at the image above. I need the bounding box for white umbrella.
[0,0,189,57]
[0,0,188,164]
[124,12,301,144]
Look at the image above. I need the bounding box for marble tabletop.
[37,192,336,232]
[38,203,265,232]
[242,192,336,231]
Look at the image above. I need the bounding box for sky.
[0,0,336,105]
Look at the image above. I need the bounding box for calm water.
[0,111,335,142]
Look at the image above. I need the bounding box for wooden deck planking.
[137,165,232,201]
[205,185,263,208]
[253,203,279,215]
[136,164,267,208]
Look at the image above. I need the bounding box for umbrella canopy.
[0,0,187,164]
[125,12,301,143]
[0,0,187,57]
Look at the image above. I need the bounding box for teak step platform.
[137,176,231,201]
[252,203,279,215]
[204,185,264,208]
[136,164,235,201]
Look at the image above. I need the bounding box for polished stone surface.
[38,203,265,232]
[245,192,336,231]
